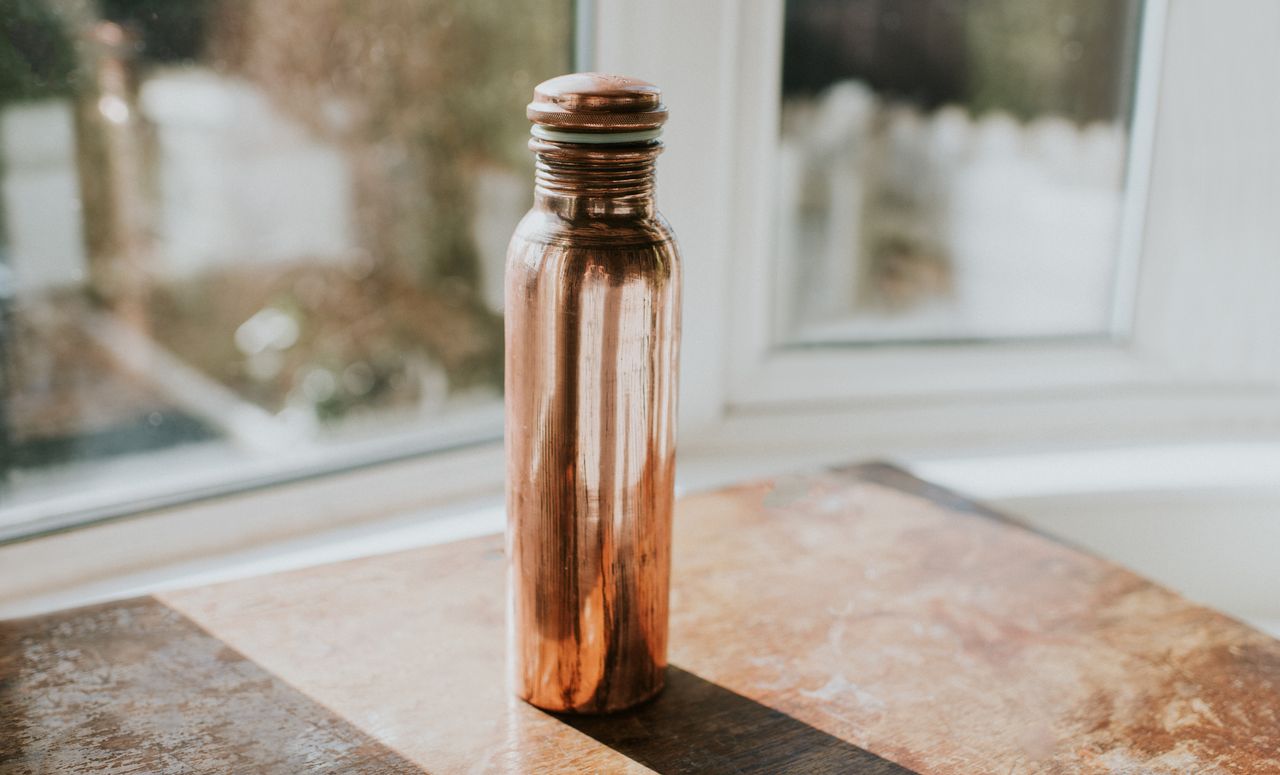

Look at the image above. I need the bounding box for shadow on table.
[556,665,912,774]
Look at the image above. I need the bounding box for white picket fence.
[0,100,87,293]
[777,80,1129,341]
[0,69,359,293]
[0,68,518,315]
[139,68,357,278]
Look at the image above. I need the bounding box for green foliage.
[0,0,77,105]
[965,0,1138,124]
[216,0,570,162]
[100,0,212,62]
[213,0,572,288]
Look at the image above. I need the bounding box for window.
[0,0,572,538]
[4,0,1279,559]
[775,0,1143,344]
[596,0,1276,433]
[4,0,1280,606]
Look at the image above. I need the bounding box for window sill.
[4,435,1280,633]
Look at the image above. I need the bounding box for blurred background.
[1,0,569,526]
[778,0,1138,343]
[1,1,1278,632]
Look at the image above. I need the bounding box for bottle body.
[505,200,680,713]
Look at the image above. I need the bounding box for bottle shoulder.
[510,207,678,250]
[506,209,680,287]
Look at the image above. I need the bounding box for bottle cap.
[528,73,666,143]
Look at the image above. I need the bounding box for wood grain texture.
[668,464,1280,773]
[0,598,416,774]
[4,464,1279,773]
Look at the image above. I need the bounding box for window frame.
[8,0,1280,613]
[726,0,1167,406]
[595,0,1280,447]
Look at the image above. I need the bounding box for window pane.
[0,0,571,536]
[776,0,1143,344]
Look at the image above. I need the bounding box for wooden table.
[3,464,1277,773]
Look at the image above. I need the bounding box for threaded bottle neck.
[531,138,659,219]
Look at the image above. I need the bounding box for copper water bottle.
[505,73,680,714]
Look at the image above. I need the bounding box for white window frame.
[8,0,1280,613]
[722,0,1168,407]
[596,0,1280,452]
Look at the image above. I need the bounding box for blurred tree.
[0,0,79,473]
[782,0,1141,124]
[210,0,570,296]
[966,0,1139,123]
[0,0,78,104]
[98,0,212,62]
[783,0,968,108]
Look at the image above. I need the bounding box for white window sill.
[3,440,1278,639]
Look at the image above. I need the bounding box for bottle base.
[518,674,666,715]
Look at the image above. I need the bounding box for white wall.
[1134,0,1280,382]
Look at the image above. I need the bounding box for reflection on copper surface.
[505,75,680,714]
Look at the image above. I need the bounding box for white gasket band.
[531,125,662,144]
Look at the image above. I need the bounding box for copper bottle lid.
[527,73,667,138]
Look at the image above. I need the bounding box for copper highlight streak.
[505,130,679,713]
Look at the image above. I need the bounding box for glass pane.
[776,0,1143,344]
[0,0,571,536]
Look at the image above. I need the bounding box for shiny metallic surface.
[506,75,680,714]
[527,72,668,132]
